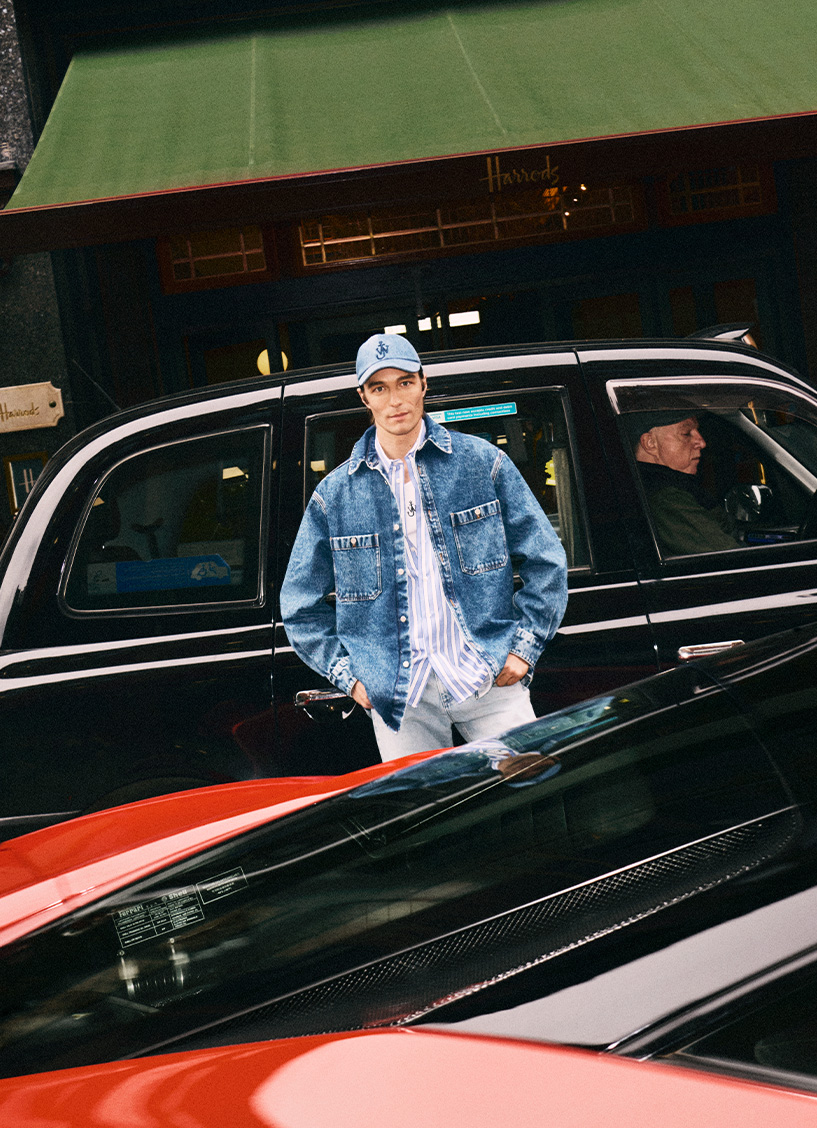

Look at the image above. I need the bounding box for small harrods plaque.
[0,382,64,433]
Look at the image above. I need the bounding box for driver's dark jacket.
[639,462,740,556]
[280,416,568,731]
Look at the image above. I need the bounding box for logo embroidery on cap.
[375,340,389,360]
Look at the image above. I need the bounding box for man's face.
[649,416,706,475]
[359,367,426,441]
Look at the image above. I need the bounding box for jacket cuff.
[328,655,357,696]
[509,626,544,669]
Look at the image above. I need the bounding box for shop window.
[200,339,269,386]
[572,293,643,340]
[62,428,268,613]
[305,390,589,569]
[444,300,484,349]
[657,166,776,226]
[714,278,762,348]
[668,280,763,345]
[298,184,646,270]
[669,287,698,337]
[157,226,274,292]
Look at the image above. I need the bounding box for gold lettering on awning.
[480,154,560,193]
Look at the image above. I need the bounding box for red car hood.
[0,1028,814,1127]
[0,750,439,946]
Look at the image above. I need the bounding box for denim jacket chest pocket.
[330,533,382,601]
[450,499,508,574]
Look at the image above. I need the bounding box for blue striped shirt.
[376,425,492,707]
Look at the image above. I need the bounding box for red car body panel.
[0,1028,814,1127]
[0,751,440,946]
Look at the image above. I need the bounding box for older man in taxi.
[630,410,740,556]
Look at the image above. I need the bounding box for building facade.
[2,0,817,529]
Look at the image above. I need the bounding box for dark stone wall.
[0,3,74,535]
[0,2,33,166]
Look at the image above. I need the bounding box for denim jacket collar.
[348,414,452,474]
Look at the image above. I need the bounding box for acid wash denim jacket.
[280,416,568,732]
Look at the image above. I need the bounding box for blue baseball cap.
[356,333,422,386]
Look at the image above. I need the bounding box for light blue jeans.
[371,672,536,761]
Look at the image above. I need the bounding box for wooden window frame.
[288,183,648,274]
[157,226,277,293]
[656,165,777,227]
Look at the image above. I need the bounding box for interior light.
[384,324,408,335]
[449,311,481,327]
[310,460,326,473]
[222,466,247,480]
[418,318,432,332]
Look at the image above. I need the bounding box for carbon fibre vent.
[166,808,799,1052]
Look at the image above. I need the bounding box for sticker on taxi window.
[88,555,231,595]
[428,402,517,424]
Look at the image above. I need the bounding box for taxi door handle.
[295,688,357,721]
[677,640,744,662]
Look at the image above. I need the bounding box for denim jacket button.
[403,660,410,668]
[398,568,405,575]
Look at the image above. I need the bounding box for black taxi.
[2,335,816,838]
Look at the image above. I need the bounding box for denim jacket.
[280,416,568,731]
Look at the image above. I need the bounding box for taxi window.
[614,384,817,558]
[62,427,268,612]
[306,390,589,568]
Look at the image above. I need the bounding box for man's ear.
[357,385,367,405]
[636,428,659,455]
[636,430,657,461]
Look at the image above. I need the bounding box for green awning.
[4,0,817,236]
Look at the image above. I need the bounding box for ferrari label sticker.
[113,867,248,948]
[114,888,204,948]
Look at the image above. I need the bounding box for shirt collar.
[349,414,450,474]
[375,419,426,473]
